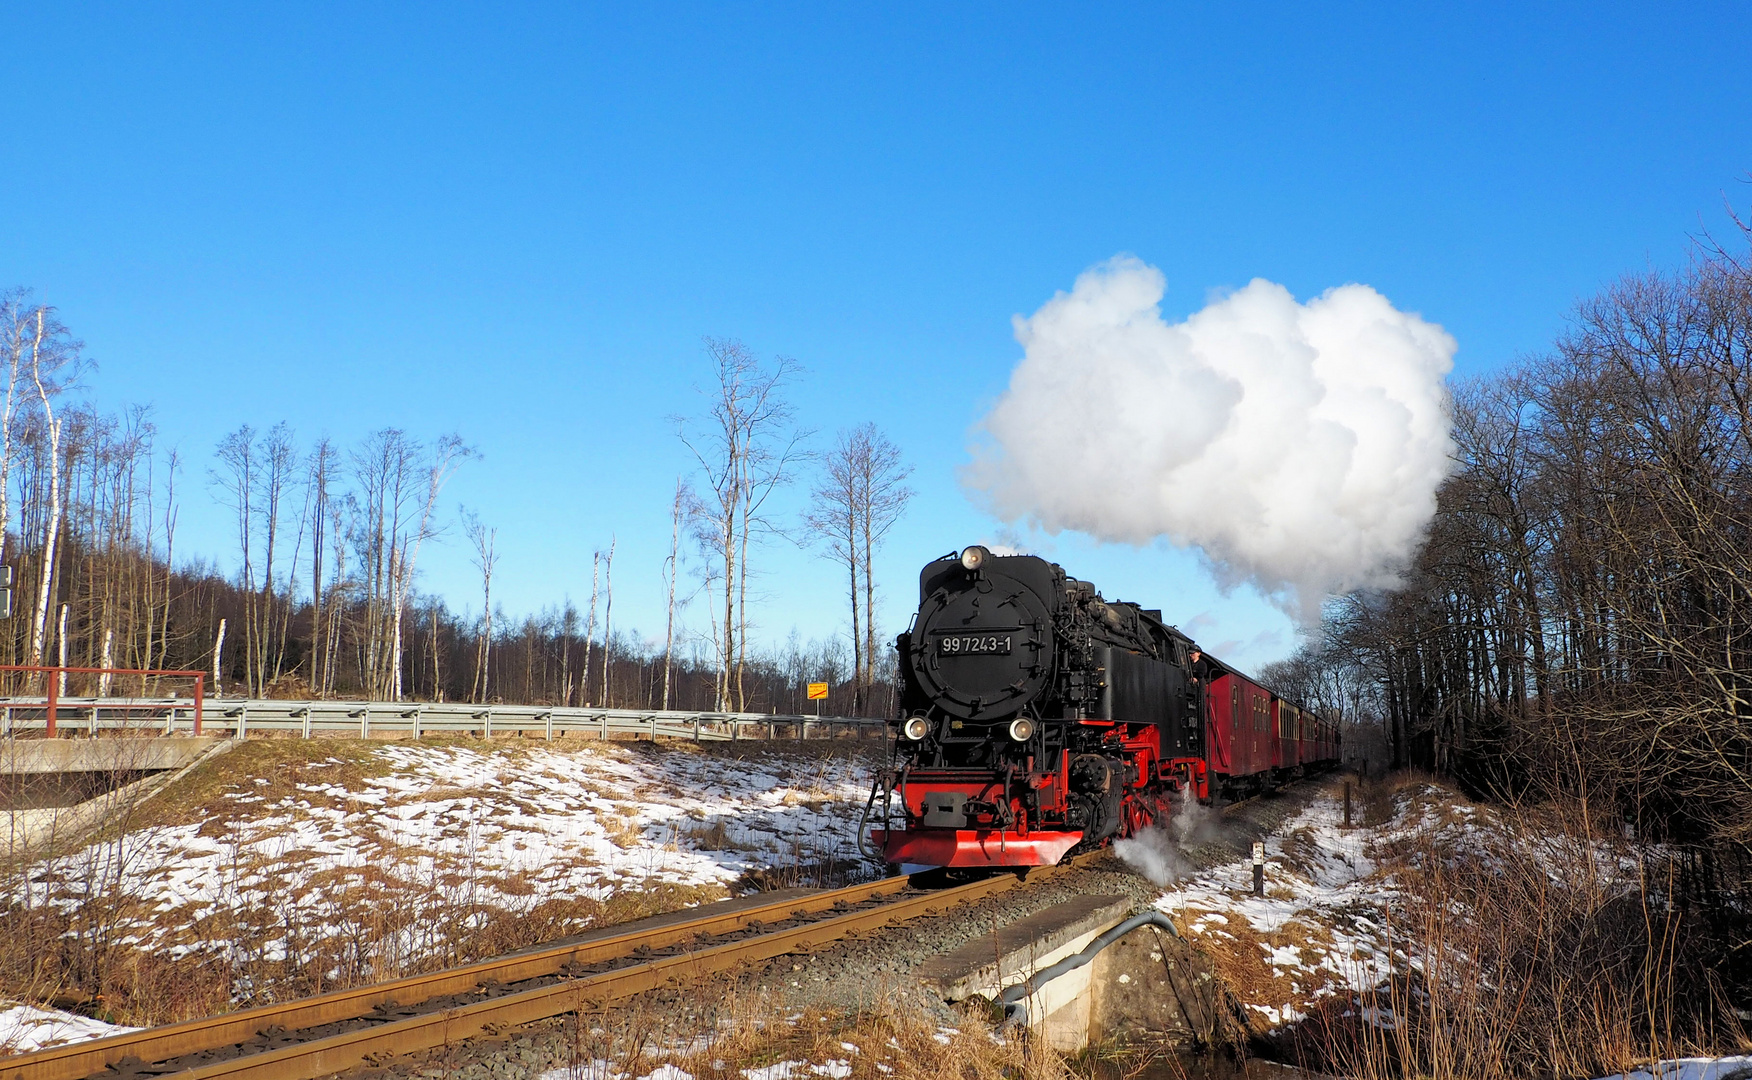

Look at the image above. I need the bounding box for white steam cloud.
[965,256,1456,621]
[1113,788,1226,885]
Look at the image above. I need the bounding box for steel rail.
[3,876,912,1080]
[0,863,1058,1080]
[168,872,1029,1080]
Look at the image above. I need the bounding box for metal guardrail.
[0,696,887,742]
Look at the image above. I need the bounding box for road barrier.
[0,696,886,742]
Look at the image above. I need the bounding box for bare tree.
[349,430,473,699]
[807,423,913,712]
[464,509,497,704]
[599,535,616,707]
[676,338,807,710]
[211,425,258,690]
[583,550,599,706]
[305,438,339,694]
[212,423,301,694]
[140,448,179,682]
[559,601,578,706]
[259,422,300,688]
[0,292,44,566]
[662,479,685,709]
[23,306,81,676]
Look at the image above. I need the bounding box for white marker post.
[1252,841,1265,897]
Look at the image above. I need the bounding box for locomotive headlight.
[960,545,989,571]
[1008,718,1036,742]
[902,716,930,741]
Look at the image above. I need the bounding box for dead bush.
[1281,788,1747,1080]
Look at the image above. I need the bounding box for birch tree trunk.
[600,536,615,708]
[583,552,599,706]
[26,407,63,675]
[56,604,68,697]
[212,618,228,692]
[0,294,35,567]
[98,628,114,697]
[663,480,682,710]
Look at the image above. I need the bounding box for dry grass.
[601,806,647,849]
[0,735,739,1032]
[1278,773,1752,1080]
[0,844,729,1032]
[551,984,1070,1080]
[1170,907,1344,1033]
[125,738,392,832]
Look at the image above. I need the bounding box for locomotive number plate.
[936,634,1013,655]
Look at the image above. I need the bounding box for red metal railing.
[0,665,207,737]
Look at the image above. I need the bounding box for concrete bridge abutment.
[915,894,1229,1052]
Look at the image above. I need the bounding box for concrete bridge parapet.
[916,895,1227,1051]
[0,736,224,775]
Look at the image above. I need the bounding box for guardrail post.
[413,708,422,740]
[484,708,492,739]
[301,707,312,739]
[239,702,248,739]
[361,704,370,739]
[545,712,553,741]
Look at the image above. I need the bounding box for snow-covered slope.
[17,739,875,971]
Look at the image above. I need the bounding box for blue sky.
[2,3,1748,675]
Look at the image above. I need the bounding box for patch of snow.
[0,1001,139,1055]
[23,743,870,952]
[538,1062,623,1080]
[1157,790,1400,1011]
[1599,1059,1752,1080]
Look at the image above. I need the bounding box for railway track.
[6,857,1102,1080]
[7,777,1321,1080]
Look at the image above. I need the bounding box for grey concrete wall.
[1089,921,1230,1047]
[0,736,222,775]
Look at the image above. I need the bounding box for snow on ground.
[0,1001,137,1054]
[1137,780,1531,1031]
[1598,1058,1752,1080]
[16,740,874,964]
[1146,788,1397,1029]
[536,1059,855,1080]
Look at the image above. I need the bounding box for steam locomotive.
[865,546,1340,868]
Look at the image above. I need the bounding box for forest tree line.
[0,299,910,716]
[1266,213,1752,856]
